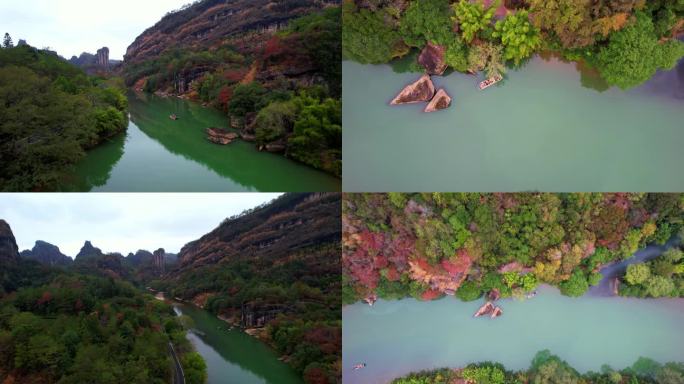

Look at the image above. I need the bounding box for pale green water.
[59,92,340,192]
[174,303,302,384]
[342,57,684,192]
[343,286,684,384]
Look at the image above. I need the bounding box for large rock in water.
[206,128,239,145]
[390,74,435,105]
[0,220,19,264]
[418,42,447,75]
[424,88,452,113]
[20,241,72,266]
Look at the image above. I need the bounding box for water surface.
[60,92,340,192]
[343,243,684,383]
[343,57,684,192]
[174,303,302,384]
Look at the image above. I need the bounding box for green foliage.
[182,352,208,384]
[452,0,497,43]
[456,280,482,301]
[468,42,506,77]
[400,0,454,47]
[492,10,542,65]
[342,4,404,64]
[255,100,298,145]
[626,263,651,285]
[228,82,268,118]
[445,38,470,73]
[462,364,506,384]
[644,275,675,297]
[0,45,128,191]
[559,270,589,297]
[595,12,684,89]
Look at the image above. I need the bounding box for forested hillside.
[392,350,684,384]
[151,193,342,384]
[122,1,342,176]
[343,193,683,303]
[0,40,129,191]
[342,0,684,89]
[0,221,204,384]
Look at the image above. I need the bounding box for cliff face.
[174,193,341,271]
[69,47,118,74]
[75,241,104,260]
[0,220,19,265]
[125,0,338,64]
[20,241,72,266]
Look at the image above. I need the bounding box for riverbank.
[58,91,341,191]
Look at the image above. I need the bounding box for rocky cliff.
[69,47,119,74]
[0,220,19,265]
[20,240,72,266]
[174,193,340,270]
[75,240,104,260]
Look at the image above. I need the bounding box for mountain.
[0,220,19,265]
[75,240,104,260]
[175,192,341,270]
[19,240,72,266]
[125,249,154,266]
[155,192,341,382]
[69,47,122,74]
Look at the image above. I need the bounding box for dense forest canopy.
[342,0,684,89]
[0,39,128,192]
[0,259,204,384]
[342,193,683,304]
[392,350,684,384]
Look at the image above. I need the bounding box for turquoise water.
[342,244,684,384]
[174,303,302,384]
[59,92,340,192]
[342,57,684,192]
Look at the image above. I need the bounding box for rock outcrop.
[390,74,436,105]
[125,249,154,266]
[96,47,109,69]
[206,128,239,145]
[20,240,72,266]
[418,42,447,75]
[75,241,104,260]
[0,220,19,265]
[153,248,165,273]
[424,88,452,113]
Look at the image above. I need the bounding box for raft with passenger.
[479,74,503,90]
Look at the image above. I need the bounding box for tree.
[452,0,496,43]
[182,352,207,384]
[254,100,297,145]
[399,0,454,47]
[559,270,589,297]
[492,10,542,65]
[528,0,594,48]
[227,82,266,118]
[467,41,505,77]
[625,263,650,285]
[456,280,482,301]
[342,4,404,64]
[3,33,13,49]
[445,38,469,72]
[595,12,684,89]
[644,275,675,297]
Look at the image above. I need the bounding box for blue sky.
[0,0,190,59]
[0,193,282,256]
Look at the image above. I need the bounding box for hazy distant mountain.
[20,240,72,267]
[75,240,104,260]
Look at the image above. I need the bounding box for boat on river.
[479,75,503,90]
[169,114,178,120]
[353,363,366,370]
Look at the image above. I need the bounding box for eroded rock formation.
[0,220,19,265]
[424,88,452,112]
[96,47,109,69]
[75,241,104,260]
[153,248,165,273]
[418,42,447,75]
[20,240,72,266]
[206,128,239,145]
[390,74,435,105]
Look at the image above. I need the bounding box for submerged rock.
[418,42,447,75]
[390,74,435,105]
[424,88,452,113]
[206,128,239,145]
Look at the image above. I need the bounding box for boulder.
[206,128,239,145]
[390,74,435,105]
[418,42,447,75]
[424,88,452,112]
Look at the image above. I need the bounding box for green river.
[342,56,684,192]
[173,303,302,384]
[59,92,340,192]
[342,243,684,384]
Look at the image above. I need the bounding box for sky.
[0,0,191,59]
[0,193,282,257]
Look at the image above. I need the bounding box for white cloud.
[0,0,191,59]
[0,193,282,256]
